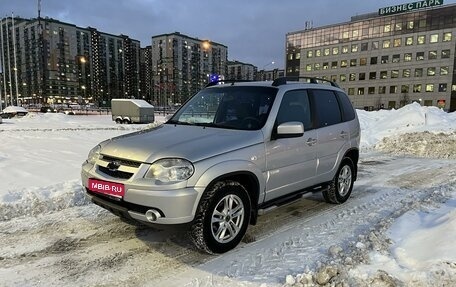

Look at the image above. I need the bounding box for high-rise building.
[139,45,153,103]
[0,16,140,107]
[151,32,228,105]
[227,60,256,80]
[286,1,456,111]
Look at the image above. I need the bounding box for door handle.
[306,138,317,146]
[340,131,349,138]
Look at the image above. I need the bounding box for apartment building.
[286,1,456,111]
[0,17,140,107]
[151,32,228,105]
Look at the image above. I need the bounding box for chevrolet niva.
[81,77,360,254]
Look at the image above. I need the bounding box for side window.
[310,89,342,127]
[336,91,356,121]
[276,90,312,130]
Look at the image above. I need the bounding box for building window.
[340,74,346,82]
[351,44,358,53]
[405,36,413,46]
[381,55,389,64]
[417,35,426,44]
[369,72,376,80]
[307,50,313,58]
[413,84,422,93]
[390,86,397,94]
[443,32,452,42]
[428,50,437,60]
[416,52,424,61]
[404,53,412,62]
[358,88,365,95]
[296,53,301,59]
[393,38,401,47]
[348,88,355,95]
[424,100,433,106]
[403,69,411,78]
[415,68,423,77]
[359,73,366,80]
[314,63,321,70]
[361,42,368,51]
[392,54,400,63]
[316,49,321,57]
[440,66,449,75]
[306,64,312,71]
[323,62,329,69]
[426,84,434,92]
[427,67,436,76]
[368,87,375,94]
[441,49,450,58]
[380,71,388,79]
[288,54,294,60]
[391,70,399,78]
[369,57,378,65]
[331,75,337,82]
[401,85,409,93]
[324,48,330,56]
[350,59,357,67]
[430,34,439,43]
[407,21,414,29]
[372,41,379,50]
[332,47,339,55]
[343,31,349,39]
[360,58,367,66]
[342,46,349,54]
[384,24,391,33]
[353,30,359,38]
[331,61,338,69]
[382,40,391,48]
[349,73,356,81]
[439,83,447,92]
[379,86,386,94]
[340,60,348,68]
[395,23,403,31]
[419,19,427,28]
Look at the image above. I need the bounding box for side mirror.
[275,122,304,139]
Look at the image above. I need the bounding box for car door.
[309,89,349,182]
[264,89,318,202]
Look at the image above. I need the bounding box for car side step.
[258,186,325,216]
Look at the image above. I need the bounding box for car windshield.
[168,86,277,130]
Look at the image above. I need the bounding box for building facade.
[286,2,456,111]
[151,32,228,106]
[227,60,256,80]
[255,69,285,81]
[139,45,153,103]
[0,16,140,107]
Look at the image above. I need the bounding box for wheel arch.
[343,148,359,181]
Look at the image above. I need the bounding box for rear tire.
[122,118,130,124]
[323,158,354,204]
[190,180,251,254]
[115,118,122,124]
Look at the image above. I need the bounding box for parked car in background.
[0,106,29,118]
[82,77,360,254]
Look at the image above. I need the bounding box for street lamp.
[262,61,275,71]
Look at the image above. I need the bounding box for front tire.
[190,180,251,254]
[323,158,354,204]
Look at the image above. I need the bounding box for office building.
[286,1,456,111]
[227,60,256,80]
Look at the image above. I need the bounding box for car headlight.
[145,158,194,183]
[87,145,101,165]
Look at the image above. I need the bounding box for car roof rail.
[205,79,253,87]
[272,77,340,88]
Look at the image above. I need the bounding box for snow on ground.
[0,104,455,287]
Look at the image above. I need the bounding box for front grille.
[98,166,134,179]
[101,155,142,168]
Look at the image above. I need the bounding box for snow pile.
[375,131,456,159]
[0,180,90,221]
[357,102,456,149]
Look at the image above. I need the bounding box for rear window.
[336,91,356,122]
[310,89,342,128]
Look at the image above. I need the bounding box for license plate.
[88,178,125,198]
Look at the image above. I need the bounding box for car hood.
[100,124,264,163]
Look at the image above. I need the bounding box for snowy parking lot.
[0,103,455,286]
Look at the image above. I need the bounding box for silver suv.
[81,77,360,254]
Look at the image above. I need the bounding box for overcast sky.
[2,0,455,68]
